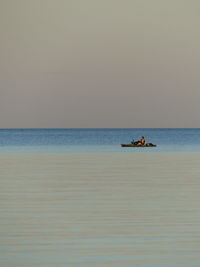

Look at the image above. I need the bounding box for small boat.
[121,143,156,147]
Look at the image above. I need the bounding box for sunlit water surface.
[1,154,200,266]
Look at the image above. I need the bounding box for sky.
[1,0,200,128]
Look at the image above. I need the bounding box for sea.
[0,128,200,153]
[1,129,200,266]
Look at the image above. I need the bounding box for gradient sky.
[1,0,200,128]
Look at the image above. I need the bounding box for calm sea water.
[0,128,200,153]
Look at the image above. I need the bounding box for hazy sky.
[1,0,200,128]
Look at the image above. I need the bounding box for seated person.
[133,136,145,145]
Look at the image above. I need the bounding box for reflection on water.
[1,154,200,266]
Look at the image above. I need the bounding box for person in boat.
[138,136,145,145]
[132,136,145,145]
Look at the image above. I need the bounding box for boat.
[121,143,156,147]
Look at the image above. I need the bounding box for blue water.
[0,128,200,153]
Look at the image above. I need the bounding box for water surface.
[1,154,200,266]
[1,128,200,153]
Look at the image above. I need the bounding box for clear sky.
[1,0,200,128]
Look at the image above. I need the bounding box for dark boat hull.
[121,144,156,147]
